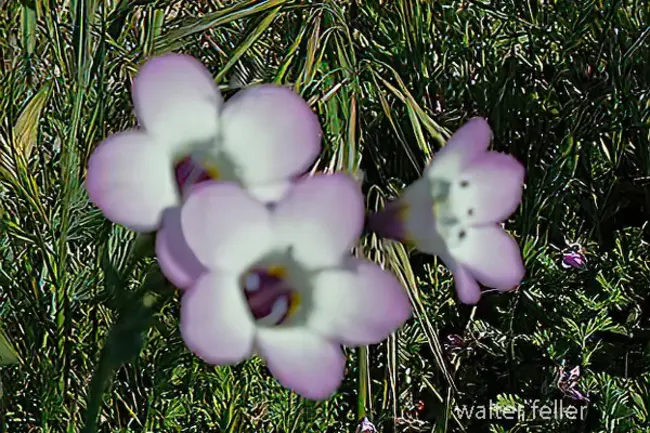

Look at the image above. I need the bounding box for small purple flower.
[561,245,587,269]
[366,118,526,305]
[444,334,469,354]
[557,365,589,402]
[86,53,321,233]
[356,417,377,433]
[167,173,412,400]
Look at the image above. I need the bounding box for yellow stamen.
[397,201,417,246]
[268,266,299,317]
[288,292,301,316]
[267,265,287,279]
[398,201,411,221]
[203,161,221,180]
[432,201,443,218]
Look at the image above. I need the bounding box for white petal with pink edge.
[180,272,256,364]
[132,54,221,151]
[255,327,346,400]
[425,117,493,182]
[308,257,412,346]
[180,182,273,274]
[220,85,321,186]
[156,208,206,289]
[448,225,525,291]
[451,264,483,305]
[85,130,178,232]
[272,173,364,269]
[450,152,525,225]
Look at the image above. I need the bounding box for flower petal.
[425,117,492,181]
[308,258,412,346]
[180,272,255,364]
[451,152,525,225]
[451,264,483,305]
[132,54,221,151]
[272,173,364,269]
[399,178,448,256]
[181,182,273,274]
[156,208,206,289]
[247,181,292,203]
[220,85,321,185]
[256,327,346,400]
[448,225,525,291]
[86,130,178,232]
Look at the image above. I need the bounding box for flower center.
[241,265,301,327]
[430,178,483,245]
[429,179,464,241]
[174,154,220,194]
[430,179,455,222]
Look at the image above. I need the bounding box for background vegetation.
[0,0,649,432]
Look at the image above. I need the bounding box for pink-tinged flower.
[557,365,589,402]
[561,244,587,269]
[356,417,377,432]
[86,53,321,233]
[168,173,412,400]
[443,334,471,354]
[561,251,586,269]
[366,118,525,305]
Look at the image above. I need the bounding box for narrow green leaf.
[20,3,37,55]
[215,6,282,83]
[153,0,290,54]
[13,84,51,159]
[297,11,322,89]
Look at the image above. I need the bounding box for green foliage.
[0,0,648,432]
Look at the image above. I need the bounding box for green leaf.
[214,6,282,83]
[20,2,37,55]
[153,0,290,54]
[630,391,647,421]
[13,84,51,159]
[0,327,20,365]
[81,267,174,433]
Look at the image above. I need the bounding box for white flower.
[169,173,412,400]
[367,118,526,304]
[86,54,321,232]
